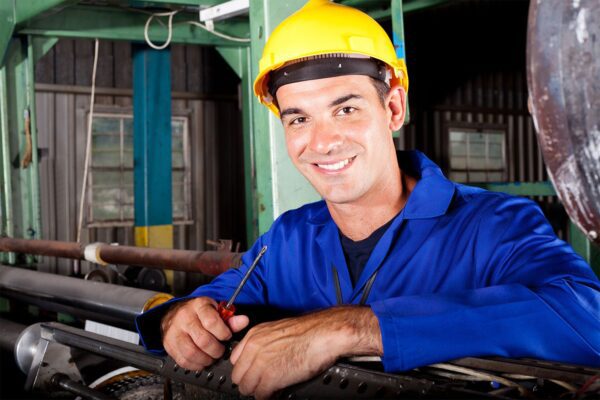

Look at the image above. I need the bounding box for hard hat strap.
[268,56,388,97]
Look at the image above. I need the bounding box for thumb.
[228,314,249,332]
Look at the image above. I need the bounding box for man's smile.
[313,156,356,173]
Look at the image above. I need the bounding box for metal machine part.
[0,317,26,352]
[14,322,42,374]
[527,0,600,243]
[0,237,243,276]
[23,322,600,399]
[0,265,171,329]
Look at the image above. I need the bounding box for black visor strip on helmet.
[268,57,387,97]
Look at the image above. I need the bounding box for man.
[137,0,600,398]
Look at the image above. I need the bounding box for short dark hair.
[370,77,390,108]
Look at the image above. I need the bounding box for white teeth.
[318,158,351,171]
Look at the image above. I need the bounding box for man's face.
[277,75,404,205]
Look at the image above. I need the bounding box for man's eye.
[338,106,356,115]
[290,117,306,125]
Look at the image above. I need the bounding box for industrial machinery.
[1,0,600,399]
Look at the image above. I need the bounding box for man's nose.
[307,120,343,155]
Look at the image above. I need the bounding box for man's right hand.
[161,297,250,370]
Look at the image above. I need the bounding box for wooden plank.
[54,93,75,274]
[74,39,93,86]
[35,45,55,84]
[171,44,186,92]
[54,39,75,85]
[113,41,132,89]
[185,45,202,93]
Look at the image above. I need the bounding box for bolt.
[339,378,349,389]
[207,371,214,381]
[357,382,367,393]
[322,374,332,385]
[218,375,226,385]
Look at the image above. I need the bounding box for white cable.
[186,20,250,43]
[428,363,526,394]
[144,10,179,50]
[76,39,100,245]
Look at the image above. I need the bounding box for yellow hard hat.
[253,0,409,117]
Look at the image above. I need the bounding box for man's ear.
[387,86,406,131]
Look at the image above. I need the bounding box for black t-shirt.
[339,216,396,287]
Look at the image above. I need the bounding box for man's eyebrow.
[329,94,362,108]
[280,107,304,119]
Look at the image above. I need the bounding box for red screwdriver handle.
[217,300,235,322]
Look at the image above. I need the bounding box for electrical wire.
[186,20,250,43]
[76,39,99,248]
[428,363,527,395]
[137,7,250,50]
[144,10,179,50]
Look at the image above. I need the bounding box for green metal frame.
[0,36,41,264]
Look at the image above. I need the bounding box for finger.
[229,332,248,365]
[195,303,232,341]
[254,373,280,400]
[188,326,225,359]
[231,333,260,383]
[234,353,266,397]
[166,334,213,371]
[228,314,249,333]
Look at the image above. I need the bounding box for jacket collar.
[307,150,456,225]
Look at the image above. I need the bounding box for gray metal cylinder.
[0,317,26,352]
[0,265,171,329]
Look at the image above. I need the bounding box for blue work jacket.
[137,151,600,372]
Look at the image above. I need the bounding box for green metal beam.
[249,1,320,235]
[18,5,249,47]
[474,181,557,197]
[216,46,243,78]
[340,0,452,20]
[0,0,76,64]
[0,37,41,265]
[32,36,58,64]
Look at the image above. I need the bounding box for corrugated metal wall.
[34,40,245,277]
[396,0,567,237]
[400,0,544,182]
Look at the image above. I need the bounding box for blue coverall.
[137,151,600,372]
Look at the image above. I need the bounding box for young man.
[137,1,600,398]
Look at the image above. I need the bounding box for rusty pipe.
[0,237,243,276]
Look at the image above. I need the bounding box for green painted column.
[132,45,173,285]
[248,0,320,237]
[0,36,41,265]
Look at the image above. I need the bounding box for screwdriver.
[217,245,268,322]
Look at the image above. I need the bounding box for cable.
[76,39,99,249]
[428,363,527,395]
[186,20,250,43]
[132,6,250,48]
[144,10,179,50]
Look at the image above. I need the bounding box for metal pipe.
[0,237,243,276]
[51,374,113,400]
[0,317,26,352]
[0,265,171,329]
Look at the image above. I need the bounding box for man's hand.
[229,306,382,399]
[161,297,249,371]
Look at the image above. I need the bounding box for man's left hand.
[229,306,382,399]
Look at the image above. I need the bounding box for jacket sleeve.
[370,196,600,372]
[135,237,271,353]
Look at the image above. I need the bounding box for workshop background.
[1,0,599,399]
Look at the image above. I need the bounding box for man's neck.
[327,166,416,241]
